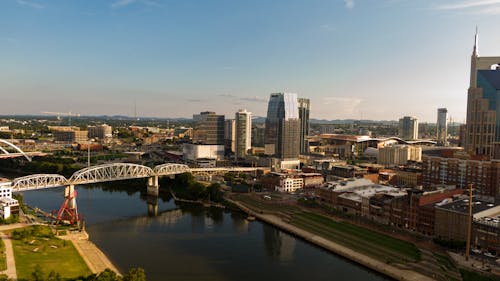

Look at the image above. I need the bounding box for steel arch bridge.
[0,139,32,162]
[12,174,69,190]
[9,162,259,192]
[153,163,190,176]
[70,163,154,185]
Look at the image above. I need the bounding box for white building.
[0,182,19,219]
[235,109,252,159]
[275,177,303,193]
[183,143,224,161]
[378,145,422,166]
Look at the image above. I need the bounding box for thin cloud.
[111,0,136,8]
[218,94,237,98]
[240,96,268,103]
[186,98,204,102]
[111,0,161,9]
[474,5,500,14]
[16,0,44,9]
[0,38,17,44]
[344,0,355,9]
[433,0,500,10]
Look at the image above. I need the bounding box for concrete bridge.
[10,162,261,196]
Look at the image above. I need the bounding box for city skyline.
[2,1,500,121]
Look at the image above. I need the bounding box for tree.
[47,270,62,281]
[123,268,146,281]
[31,264,44,281]
[95,268,120,281]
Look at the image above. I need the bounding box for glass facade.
[193,111,225,145]
[298,98,310,154]
[265,93,300,159]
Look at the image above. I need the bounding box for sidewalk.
[60,231,121,276]
[0,232,17,280]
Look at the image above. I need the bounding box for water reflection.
[263,224,296,262]
[17,181,389,281]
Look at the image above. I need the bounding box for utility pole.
[466,183,473,261]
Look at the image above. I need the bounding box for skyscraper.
[436,108,448,146]
[398,116,418,140]
[224,119,236,155]
[465,30,500,156]
[298,98,310,155]
[235,109,252,159]
[265,93,300,160]
[192,111,225,145]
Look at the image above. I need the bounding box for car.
[484,252,496,258]
[472,249,482,254]
[263,195,272,200]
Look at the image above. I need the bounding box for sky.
[1,0,500,122]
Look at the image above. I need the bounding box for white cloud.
[111,0,136,8]
[319,97,362,118]
[240,96,268,103]
[16,0,44,9]
[433,0,500,10]
[344,0,355,9]
[111,0,161,9]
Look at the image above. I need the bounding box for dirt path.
[0,232,17,280]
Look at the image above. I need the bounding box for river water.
[6,176,388,281]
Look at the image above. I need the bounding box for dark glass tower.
[192,111,225,145]
[265,93,300,159]
[298,98,310,154]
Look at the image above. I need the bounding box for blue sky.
[1,0,500,121]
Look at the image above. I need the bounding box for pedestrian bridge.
[10,162,260,193]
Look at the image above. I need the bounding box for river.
[5,175,389,281]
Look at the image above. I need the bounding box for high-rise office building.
[298,98,310,155]
[88,124,113,140]
[224,119,236,154]
[436,108,448,146]
[235,109,252,159]
[192,111,225,145]
[465,30,500,157]
[265,93,300,160]
[398,116,419,140]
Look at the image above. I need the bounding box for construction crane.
[41,111,81,126]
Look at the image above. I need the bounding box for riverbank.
[59,229,122,276]
[226,197,433,281]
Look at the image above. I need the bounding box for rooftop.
[436,196,498,215]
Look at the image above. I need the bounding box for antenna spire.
[473,26,479,56]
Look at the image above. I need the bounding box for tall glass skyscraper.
[436,108,448,146]
[235,109,252,159]
[465,30,500,156]
[298,98,310,154]
[265,93,300,159]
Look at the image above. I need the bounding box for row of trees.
[26,267,146,281]
[162,173,224,202]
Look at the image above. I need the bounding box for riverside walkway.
[60,230,121,276]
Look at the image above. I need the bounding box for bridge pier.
[147,176,159,197]
[147,195,158,217]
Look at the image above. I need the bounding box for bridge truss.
[9,162,260,191]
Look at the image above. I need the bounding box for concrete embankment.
[60,230,121,276]
[226,198,434,281]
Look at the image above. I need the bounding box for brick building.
[422,156,500,197]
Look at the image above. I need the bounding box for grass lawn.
[290,212,421,263]
[0,237,5,271]
[10,225,91,280]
